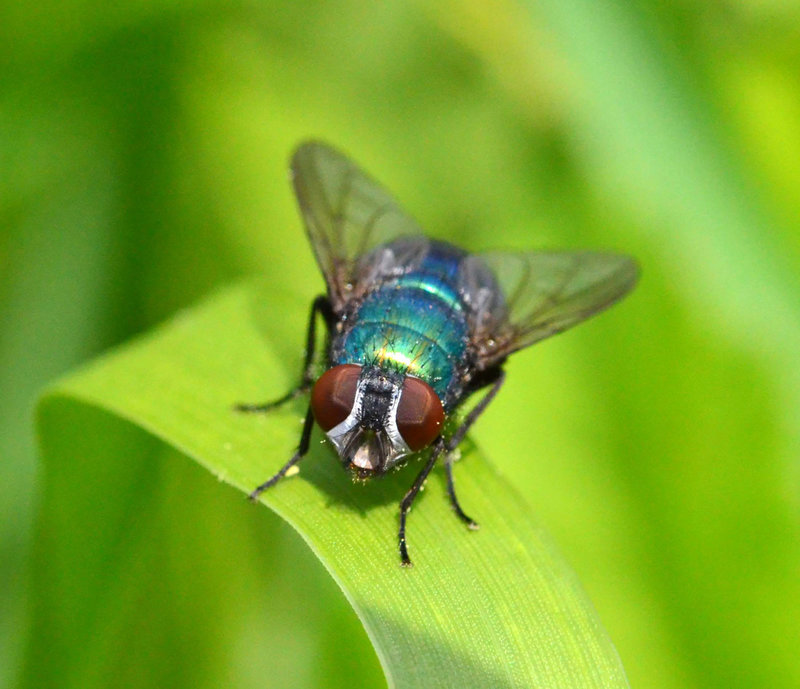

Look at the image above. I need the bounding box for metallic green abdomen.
[333,243,469,407]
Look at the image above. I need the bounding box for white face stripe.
[325,377,411,458]
[325,384,364,454]
[385,383,412,456]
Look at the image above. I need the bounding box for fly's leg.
[399,439,445,567]
[240,295,333,500]
[444,456,479,530]
[234,389,304,413]
[234,294,333,413]
[442,369,506,530]
[397,369,506,567]
[248,406,315,501]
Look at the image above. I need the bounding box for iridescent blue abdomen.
[332,242,470,408]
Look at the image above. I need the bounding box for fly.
[237,141,639,567]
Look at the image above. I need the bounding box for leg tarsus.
[444,455,479,530]
[248,449,303,500]
[234,385,309,413]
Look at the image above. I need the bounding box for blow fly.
[239,141,639,566]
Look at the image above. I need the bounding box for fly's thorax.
[311,364,445,478]
[356,367,404,431]
[330,284,471,405]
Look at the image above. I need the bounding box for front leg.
[248,404,315,501]
[399,438,445,567]
[235,294,333,413]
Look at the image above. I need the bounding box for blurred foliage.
[2,1,799,687]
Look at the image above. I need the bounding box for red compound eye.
[311,364,361,431]
[396,376,445,451]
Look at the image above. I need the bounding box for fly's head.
[311,364,444,478]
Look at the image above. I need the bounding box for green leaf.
[31,281,628,688]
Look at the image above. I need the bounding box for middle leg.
[442,369,506,529]
[235,294,333,413]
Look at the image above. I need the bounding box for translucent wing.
[460,251,639,369]
[291,141,426,311]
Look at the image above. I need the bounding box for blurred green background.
[3,1,800,687]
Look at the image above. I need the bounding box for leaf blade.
[35,281,628,689]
